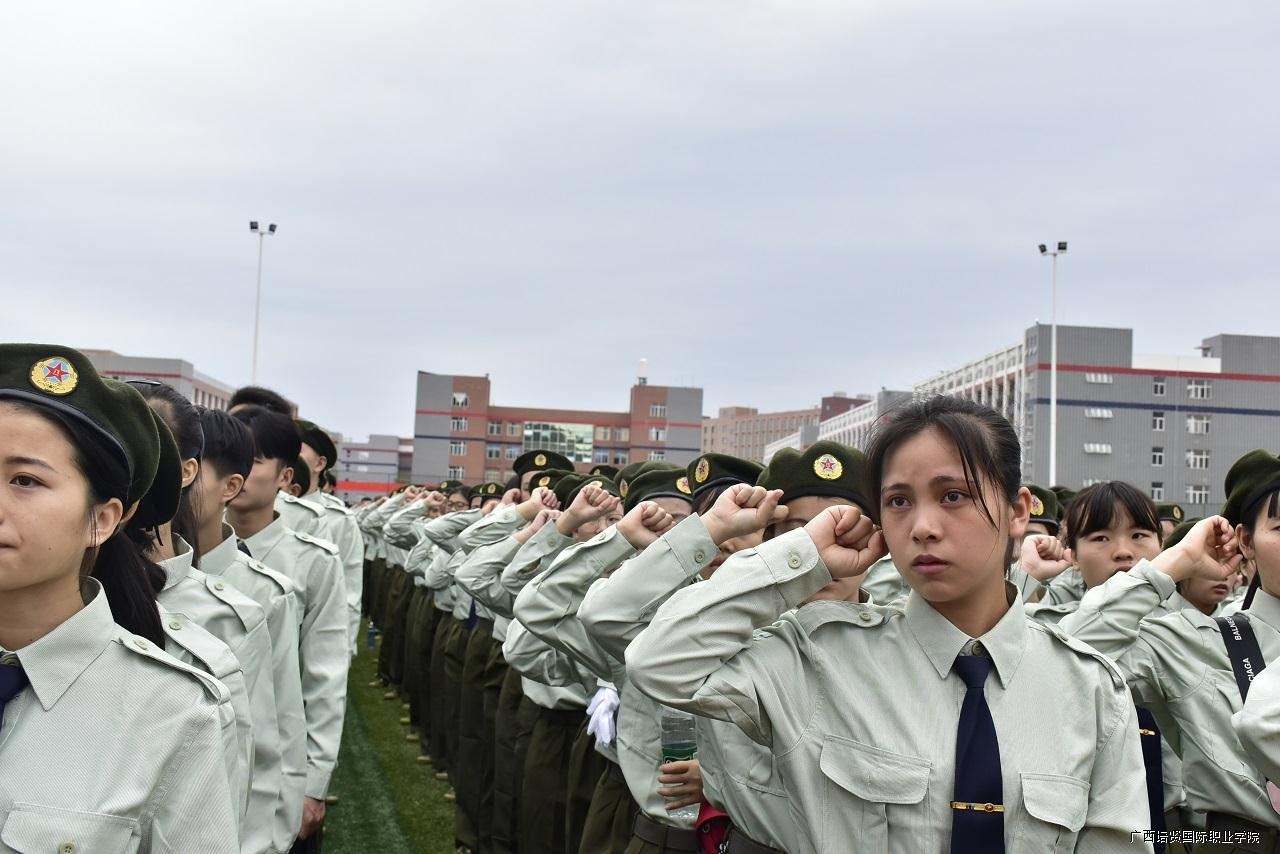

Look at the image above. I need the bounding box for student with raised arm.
[626,396,1150,853]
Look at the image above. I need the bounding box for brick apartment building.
[700,393,864,462]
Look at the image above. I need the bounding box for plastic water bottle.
[366,622,377,651]
[660,706,700,823]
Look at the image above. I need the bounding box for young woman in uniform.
[0,344,239,851]
[626,395,1150,853]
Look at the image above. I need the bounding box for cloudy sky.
[3,2,1277,439]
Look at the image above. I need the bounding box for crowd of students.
[6,341,1280,853]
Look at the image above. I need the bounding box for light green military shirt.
[1233,662,1280,783]
[625,528,1151,854]
[202,526,308,852]
[1048,560,1280,827]
[0,579,239,853]
[310,491,365,658]
[242,516,348,800]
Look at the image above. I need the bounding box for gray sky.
[3,2,1277,440]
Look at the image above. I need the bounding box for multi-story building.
[762,390,912,462]
[82,348,238,410]
[333,434,404,502]
[701,393,863,462]
[411,372,703,485]
[914,343,1027,440]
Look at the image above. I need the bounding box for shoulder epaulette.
[1033,620,1127,689]
[294,530,341,556]
[117,628,231,704]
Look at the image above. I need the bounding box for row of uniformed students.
[365,393,1280,854]
[0,344,360,852]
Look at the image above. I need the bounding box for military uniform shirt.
[0,579,240,853]
[311,491,365,658]
[625,528,1151,854]
[243,516,348,800]
[1232,662,1280,783]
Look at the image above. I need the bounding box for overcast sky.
[3,2,1277,439]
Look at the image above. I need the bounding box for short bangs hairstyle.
[1063,481,1161,549]
[863,396,1021,529]
[232,404,301,465]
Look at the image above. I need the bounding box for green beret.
[616,461,681,500]
[133,402,183,528]
[1223,449,1280,526]
[1155,502,1186,524]
[528,468,575,494]
[0,344,160,509]
[1162,517,1202,549]
[565,475,620,506]
[295,419,338,471]
[589,464,619,479]
[757,440,869,511]
[436,479,463,494]
[623,467,694,513]
[469,481,505,501]
[687,453,764,503]
[513,450,575,477]
[553,474,586,507]
[1050,486,1077,519]
[1025,485,1060,533]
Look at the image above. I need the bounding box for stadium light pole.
[249,221,277,383]
[1038,241,1068,485]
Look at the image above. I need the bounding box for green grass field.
[325,623,457,853]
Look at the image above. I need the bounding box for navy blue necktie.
[0,660,29,735]
[951,654,1004,854]
[1136,707,1167,854]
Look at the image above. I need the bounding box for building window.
[357,450,370,460]
[1187,449,1211,470]
[1084,373,1113,384]
[450,417,468,432]
[1187,414,1211,435]
[1187,379,1212,400]
[1151,482,1165,501]
[486,445,501,460]
[487,422,502,436]
[1085,408,1114,419]
[648,451,666,461]
[1083,443,1112,455]
[1152,447,1164,466]
[452,392,469,408]
[649,427,667,442]
[613,451,628,464]
[1152,411,1165,431]
[508,423,521,436]
[449,441,466,456]
[505,446,519,460]
[485,468,501,482]
[447,465,465,479]
[594,426,610,442]
[1152,376,1166,396]
[650,404,667,418]
[593,449,610,463]
[1081,478,1103,487]
[615,427,630,442]
[1186,484,1210,505]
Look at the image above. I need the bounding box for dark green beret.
[528,468,575,494]
[623,467,694,513]
[513,450,575,477]
[553,474,586,507]
[1024,485,1060,533]
[1155,502,1186,524]
[295,419,338,471]
[757,440,869,511]
[1050,486,1077,519]
[436,479,463,494]
[1162,517,1202,549]
[0,344,160,509]
[469,481,505,501]
[1223,449,1280,526]
[616,461,681,500]
[565,475,620,506]
[133,402,183,528]
[589,464,619,479]
[687,453,764,503]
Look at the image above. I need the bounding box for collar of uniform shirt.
[158,537,196,592]
[904,581,1028,689]
[243,513,288,561]
[1248,587,1280,632]
[199,524,241,577]
[12,578,115,710]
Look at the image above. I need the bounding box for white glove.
[586,684,620,747]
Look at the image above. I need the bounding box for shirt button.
[61,844,75,854]
[132,638,148,651]
[693,550,706,564]
[972,641,986,657]
[214,582,226,592]
[168,619,182,631]
[787,553,802,569]
[858,612,877,626]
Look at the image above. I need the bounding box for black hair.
[233,405,301,464]
[131,382,204,558]
[1063,481,1161,550]
[12,401,165,645]
[323,470,337,489]
[1242,490,1280,536]
[694,483,733,516]
[864,396,1021,529]
[292,456,312,495]
[198,407,255,482]
[504,473,521,493]
[228,385,292,415]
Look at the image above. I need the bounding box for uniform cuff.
[1131,559,1178,601]
[664,515,719,579]
[755,528,833,609]
[305,766,333,800]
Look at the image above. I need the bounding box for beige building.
[82,348,237,410]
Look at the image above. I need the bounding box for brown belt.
[725,826,785,854]
[633,813,699,851]
[1205,811,1280,853]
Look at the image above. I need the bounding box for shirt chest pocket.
[1,805,136,854]
[1017,772,1089,852]
[817,735,932,850]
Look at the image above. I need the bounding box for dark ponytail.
[129,381,204,558]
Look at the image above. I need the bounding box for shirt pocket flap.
[1020,772,1090,832]
[818,735,931,804]
[2,805,136,854]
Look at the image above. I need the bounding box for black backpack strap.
[1216,613,1268,701]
